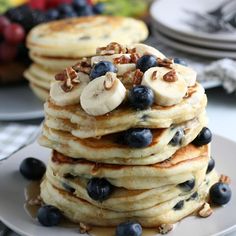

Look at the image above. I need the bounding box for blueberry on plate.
[72,0,87,10]
[210,182,232,205]
[20,157,46,180]
[192,127,212,146]
[136,55,157,73]
[124,128,153,148]
[37,205,62,227]
[46,9,60,21]
[128,85,154,110]
[174,57,188,66]
[58,4,75,14]
[206,157,215,174]
[93,3,105,14]
[179,179,195,191]
[116,221,142,236]
[90,61,117,80]
[87,178,113,202]
[173,200,184,210]
[169,129,184,146]
[77,5,94,16]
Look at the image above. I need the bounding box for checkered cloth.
[0,123,39,161]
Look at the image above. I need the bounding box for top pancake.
[27,16,148,58]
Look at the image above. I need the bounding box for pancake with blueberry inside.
[37,42,231,231]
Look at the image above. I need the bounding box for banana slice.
[141,67,188,106]
[132,43,166,59]
[91,54,136,76]
[50,72,90,106]
[80,72,126,116]
[173,63,197,87]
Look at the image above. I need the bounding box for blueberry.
[179,179,195,191]
[173,200,184,210]
[206,158,215,174]
[60,11,77,19]
[192,127,212,146]
[123,128,153,148]
[186,192,198,201]
[58,4,75,14]
[76,5,94,16]
[93,3,105,14]
[116,221,142,236]
[37,205,62,227]
[128,85,154,110]
[20,157,46,180]
[174,57,188,66]
[136,55,157,73]
[87,178,113,202]
[72,0,87,10]
[46,9,60,21]
[210,182,232,205]
[90,61,117,80]
[169,129,184,146]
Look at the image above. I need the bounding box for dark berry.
[174,58,188,66]
[59,11,77,19]
[0,42,17,62]
[72,0,87,10]
[128,85,154,110]
[90,61,117,80]
[4,23,25,44]
[136,55,157,73]
[179,179,195,191]
[87,178,113,202]
[169,129,184,146]
[37,205,62,226]
[0,16,10,34]
[210,182,232,205]
[116,221,142,236]
[76,5,93,16]
[58,3,75,14]
[206,158,215,174]
[19,157,46,180]
[46,9,60,21]
[62,182,75,193]
[186,192,198,201]
[123,128,153,148]
[192,127,212,146]
[93,3,105,14]
[173,200,184,210]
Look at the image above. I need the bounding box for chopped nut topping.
[79,222,91,234]
[73,57,91,74]
[130,53,140,63]
[55,66,80,92]
[198,203,213,218]
[219,174,231,184]
[157,58,173,69]
[104,72,116,90]
[151,71,158,80]
[97,42,127,55]
[113,55,131,64]
[158,224,173,234]
[163,70,178,82]
[127,47,137,54]
[132,69,143,85]
[27,195,42,206]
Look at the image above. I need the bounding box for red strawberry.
[46,0,72,9]
[29,0,47,10]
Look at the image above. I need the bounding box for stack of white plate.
[150,0,236,59]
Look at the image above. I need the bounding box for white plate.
[151,21,236,50]
[150,0,236,42]
[0,135,236,236]
[0,84,44,121]
[153,30,236,59]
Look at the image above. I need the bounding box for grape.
[0,42,17,62]
[4,23,25,45]
[0,16,10,34]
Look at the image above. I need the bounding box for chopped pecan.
[79,222,91,234]
[97,42,127,55]
[113,55,131,64]
[127,47,137,54]
[73,57,91,74]
[219,174,231,184]
[163,69,178,82]
[198,203,213,218]
[151,71,158,80]
[130,53,140,63]
[132,69,143,85]
[103,72,116,90]
[157,58,173,69]
[158,224,173,234]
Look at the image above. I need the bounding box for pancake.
[27,16,148,58]
[44,83,206,139]
[47,144,209,189]
[29,83,49,101]
[40,170,218,227]
[39,112,207,165]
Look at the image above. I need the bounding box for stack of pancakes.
[39,43,218,228]
[24,16,148,101]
